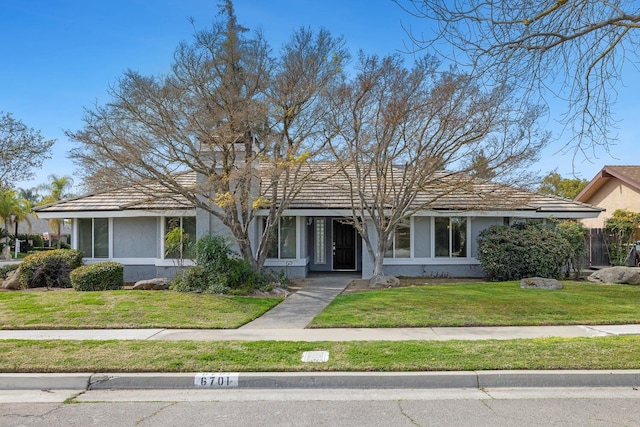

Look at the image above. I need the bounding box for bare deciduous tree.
[68,1,347,271]
[0,112,55,189]
[395,0,640,159]
[325,53,547,278]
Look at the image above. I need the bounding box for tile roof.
[34,164,601,215]
[35,172,196,213]
[279,164,601,213]
[575,165,640,202]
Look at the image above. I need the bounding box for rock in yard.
[520,277,563,290]
[587,266,640,285]
[368,275,400,288]
[2,269,21,290]
[132,277,170,290]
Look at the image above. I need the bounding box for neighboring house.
[574,165,640,229]
[15,214,71,245]
[34,165,602,282]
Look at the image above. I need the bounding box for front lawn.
[309,281,640,328]
[1,336,639,372]
[0,291,282,329]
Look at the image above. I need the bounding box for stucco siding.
[580,179,640,229]
[113,217,158,258]
[470,217,503,258]
[122,265,158,282]
[383,264,485,279]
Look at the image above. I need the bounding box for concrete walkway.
[239,274,354,329]
[1,324,640,341]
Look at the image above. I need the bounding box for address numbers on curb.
[194,372,239,388]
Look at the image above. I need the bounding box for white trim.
[430,216,471,259]
[331,219,358,271]
[296,216,302,259]
[255,209,355,217]
[108,218,114,259]
[412,210,600,219]
[155,259,195,267]
[36,209,196,219]
[264,258,309,268]
[255,209,600,220]
[410,216,415,258]
[82,257,158,265]
[383,257,481,265]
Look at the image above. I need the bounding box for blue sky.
[1,0,637,192]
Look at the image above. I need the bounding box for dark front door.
[333,220,356,270]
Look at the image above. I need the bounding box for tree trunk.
[371,252,385,278]
[370,234,390,279]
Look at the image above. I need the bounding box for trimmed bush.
[19,249,84,289]
[477,223,572,281]
[70,262,124,291]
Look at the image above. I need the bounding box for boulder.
[587,266,640,285]
[132,277,170,290]
[520,277,563,290]
[2,269,21,290]
[368,275,400,289]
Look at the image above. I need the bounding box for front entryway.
[333,220,356,270]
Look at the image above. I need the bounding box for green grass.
[309,281,640,328]
[0,291,282,329]
[1,336,639,372]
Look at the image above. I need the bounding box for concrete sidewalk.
[1,324,640,341]
[240,274,354,329]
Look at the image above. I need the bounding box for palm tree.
[37,175,74,248]
[0,190,30,259]
[17,187,41,206]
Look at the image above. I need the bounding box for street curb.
[2,370,639,390]
[0,373,91,390]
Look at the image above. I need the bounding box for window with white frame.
[78,218,109,258]
[164,216,196,259]
[314,218,326,264]
[384,218,411,258]
[264,216,297,259]
[434,217,467,258]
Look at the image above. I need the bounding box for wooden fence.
[585,228,610,268]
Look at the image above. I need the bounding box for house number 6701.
[194,373,239,387]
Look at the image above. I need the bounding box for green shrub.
[19,249,84,288]
[70,262,124,291]
[556,221,588,277]
[477,223,572,281]
[171,234,285,295]
[15,234,45,253]
[604,209,640,266]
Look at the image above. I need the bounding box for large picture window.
[164,216,196,259]
[385,219,411,258]
[264,216,297,259]
[78,218,109,258]
[435,217,467,258]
